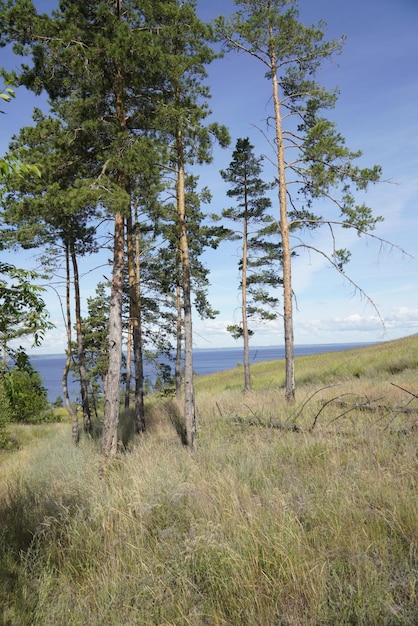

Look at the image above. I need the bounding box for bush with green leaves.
[3,368,49,423]
[1,349,50,423]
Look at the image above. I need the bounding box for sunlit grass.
[1,336,417,625]
[195,334,418,396]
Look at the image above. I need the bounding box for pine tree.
[80,282,110,420]
[2,112,102,436]
[153,0,229,448]
[0,0,174,454]
[221,137,280,392]
[216,1,382,401]
[2,1,228,451]
[154,174,222,401]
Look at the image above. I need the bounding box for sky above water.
[1,0,418,352]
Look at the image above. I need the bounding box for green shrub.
[3,368,49,423]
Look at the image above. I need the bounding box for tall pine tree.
[216,0,382,401]
[3,112,101,436]
[1,0,174,453]
[153,0,229,448]
[221,137,280,392]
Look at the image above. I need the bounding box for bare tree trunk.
[242,203,251,393]
[176,127,196,449]
[127,208,145,432]
[124,320,132,409]
[70,239,91,433]
[102,13,128,454]
[102,211,125,456]
[62,243,79,445]
[175,272,182,402]
[270,42,295,403]
[133,288,145,430]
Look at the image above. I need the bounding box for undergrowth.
[1,336,417,625]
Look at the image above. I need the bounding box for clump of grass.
[1,336,418,624]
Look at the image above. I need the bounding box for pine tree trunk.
[102,14,129,453]
[127,208,145,432]
[63,244,79,445]
[102,211,125,456]
[242,200,251,393]
[177,128,196,449]
[63,348,79,446]
[70,239,91,433]
[270,43,295,403]
[124,321,132,409]
[175,275,182,402]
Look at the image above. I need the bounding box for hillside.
[1,336,417,625]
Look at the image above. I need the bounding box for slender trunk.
[127,208,145,432]
[62,243,79,445]
[102,211,125,456]
[134,207,145,431]
[70,239,91,433]
[270,42,295,402]
[176,127,195,449]
[175,264,182,401]
[102,15,128,454]
[242,193,251,393]
[124,321,132,409]
[90,386,99,420]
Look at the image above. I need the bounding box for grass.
[1,336,417,625]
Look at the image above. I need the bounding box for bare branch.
[289,384,340,427]
[390,383,418,400]
[292,241,386,329]
[312,392,361,430]
[219,33,271,69]
[289,218,412,258]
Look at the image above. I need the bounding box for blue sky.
[1,0,418,353]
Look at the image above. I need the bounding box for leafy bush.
[3,368,49,423]
[1,350,50,423]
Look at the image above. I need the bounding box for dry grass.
[1,336,417,625]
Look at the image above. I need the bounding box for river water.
[29,343,373,403]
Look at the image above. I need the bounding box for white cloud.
[295,306,418,344]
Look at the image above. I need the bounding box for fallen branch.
[231,415,301,431]
[390,382,418,400]
[310,392,361,430]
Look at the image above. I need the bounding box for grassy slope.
[1,336,417,625]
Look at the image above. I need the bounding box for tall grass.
[1,337,417,625]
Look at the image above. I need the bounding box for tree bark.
[102,211,125,456]
[127,207,145,432]
[270,41,295,403]
[70,238,91,433]
[242,191,251,393]
[133,206,145,432]
[175,267,182,402]
[176,127,196,449]
[124,320,132,409]
[62,243,79,445]
[102,3,128,454]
